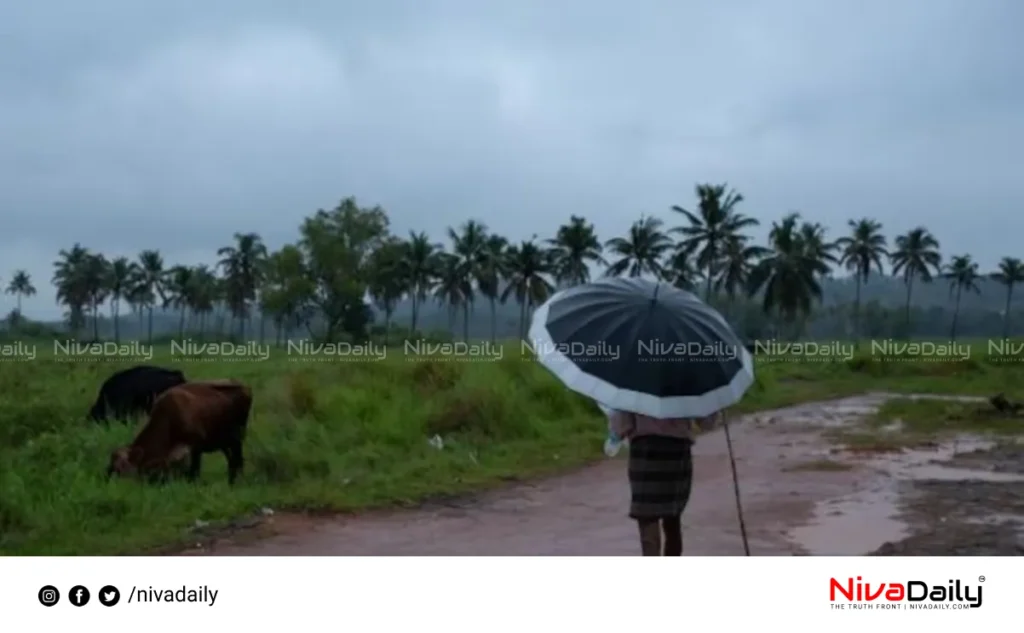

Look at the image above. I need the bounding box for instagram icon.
[38,585,60,607]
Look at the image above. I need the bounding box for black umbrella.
[528,276,756,555]
[527,277,754,419]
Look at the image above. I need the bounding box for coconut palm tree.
[942,255,981,341]
[716,236,768,309]
[217,232,268,339]
[889,227,942,337]
[672,183,759,300]
[402,231,441,334]
[447,220,488,341]
[5,270,36,316]
[548,215,604,287]
[77,253,107,340]
[605,215,673,278]
[477,234,509,342]
[991,257,1024,339]
[747,213,831,336]
[502,239,554,338]
[52,244,92,335]
[367,237,408,345]
[835,218,888,344]
[662,247,701,291]
[164,265,195,337]
[136,249,166,343]
[189,264,220,338]
[433,252,470,335]
[798,221,839,270]
[105,257,137,342]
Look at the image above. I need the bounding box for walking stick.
[722,413,751,556]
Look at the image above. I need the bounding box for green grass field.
[2,339,1023,555]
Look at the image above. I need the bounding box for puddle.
[787,488,907,555]
[864,436,1024,482]
[784,396,1021,555]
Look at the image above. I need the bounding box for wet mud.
[869,443,1024,556]
[184,393,1024,556]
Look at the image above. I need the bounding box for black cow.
[88,365,187,423]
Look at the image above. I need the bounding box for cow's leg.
[225,441,244,485]
[188,448,203,482]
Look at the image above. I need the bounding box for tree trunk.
[147,306,154,343]
[411,292,420,334]
[489,298,497,343]
[903,277,914,340]
[853,275,862,348]
[179,307,186,338]
[950,285,963,341]
[384,309,392,346]
[113,299,120,342]
[1004,284,1014,340]
[462,302,470,341]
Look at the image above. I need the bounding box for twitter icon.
[98,586,120,607]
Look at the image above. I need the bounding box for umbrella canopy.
[528,277,754,418]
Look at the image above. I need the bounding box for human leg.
[636,518,662,555]
[661,516,683,556]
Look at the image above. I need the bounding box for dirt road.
[188,393,1024,556]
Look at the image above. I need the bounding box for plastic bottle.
[603,431,623,457]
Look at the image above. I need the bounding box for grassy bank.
[2,341,1023,555]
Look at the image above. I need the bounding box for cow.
[88,365,187,423]
[106,380,253,485]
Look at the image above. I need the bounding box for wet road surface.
[187,393,1024,556]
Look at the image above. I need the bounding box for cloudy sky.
[2,0,1022,319]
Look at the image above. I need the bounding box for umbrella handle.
[722,415,751,556]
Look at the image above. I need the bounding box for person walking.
[608,409,721,556]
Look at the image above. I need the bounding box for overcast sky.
[3,0,1022,319]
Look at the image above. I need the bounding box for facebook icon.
[69,586,90,606]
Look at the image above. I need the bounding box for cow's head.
[106,446,143,478]
[88,400,107,422]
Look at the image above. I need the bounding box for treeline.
[3,183,1023,344]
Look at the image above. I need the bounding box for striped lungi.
[627,435,694,520]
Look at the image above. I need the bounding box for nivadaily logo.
[830,576,983,610]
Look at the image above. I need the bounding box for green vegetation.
[2,344,1023,555]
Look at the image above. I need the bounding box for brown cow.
[106,380,253,484]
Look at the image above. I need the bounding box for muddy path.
[185,393,1024,556]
